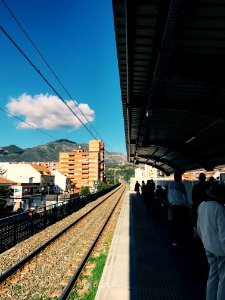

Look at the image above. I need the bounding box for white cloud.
[6,93,95,130]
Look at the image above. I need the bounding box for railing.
[0,184,120,254]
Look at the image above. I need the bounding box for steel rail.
[59,186,126,300]
[0,185,123,283]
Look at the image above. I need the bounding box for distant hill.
[0,139,127,166]
[104,152,128,166]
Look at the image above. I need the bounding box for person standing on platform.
[207,176,219,198]
[134,181,141,198]
[197,184,225,300]
[155,185,165,217]
[141,181,146,202]
[145,179,156,216]
[168,171,191,247]
[192,172,208,227]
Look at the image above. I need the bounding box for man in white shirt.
[168,171,191,247]
[197,184,225,300]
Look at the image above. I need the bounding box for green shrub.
[80,186,90,196]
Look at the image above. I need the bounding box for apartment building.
[89,140,104,182]
[59,140,105,191]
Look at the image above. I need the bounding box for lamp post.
[41,187,45,205]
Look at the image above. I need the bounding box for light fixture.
[146,110,152,117]
[185,136,196,144]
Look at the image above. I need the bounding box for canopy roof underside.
[113,0,225,175]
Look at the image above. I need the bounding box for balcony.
[82,170,89,174]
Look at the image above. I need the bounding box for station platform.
[95,191,208,300]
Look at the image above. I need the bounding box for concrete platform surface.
[95,192,208,300]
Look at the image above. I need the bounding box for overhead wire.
[1,0,114,152]
[0,107,57,161]
[0,107,57,140]
[0,24,100,142]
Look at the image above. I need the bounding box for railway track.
[0,184,126,299]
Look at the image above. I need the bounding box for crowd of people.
[135,179,169,218]
[134,172,225,300]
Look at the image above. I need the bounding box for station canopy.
[112,0,225,175]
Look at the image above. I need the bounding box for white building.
[0,163,55,210]
[130,165,159,190]
[134,167,145,180]
[51,170,67,193]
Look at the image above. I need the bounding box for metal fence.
[0,184,120,254]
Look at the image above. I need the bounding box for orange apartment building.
[59,140,104,191]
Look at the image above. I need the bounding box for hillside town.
[0,140,106,214]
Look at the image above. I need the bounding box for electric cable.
[0,107,57,161]
[1,0,113,151]
[0,106,57,140]
[0,24,99,141]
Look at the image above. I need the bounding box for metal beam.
[145,162,170,176]
[137,0,186,147]
[160,102,225,121]
[140,139,214,171]
[136,154,184,173]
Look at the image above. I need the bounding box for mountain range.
[0,139,127,166]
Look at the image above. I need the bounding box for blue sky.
[0,0,126,154]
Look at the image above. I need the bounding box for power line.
[1,0,113,151]
[0,107,57,140]
[0,107,60,161]
[0,24,100,142]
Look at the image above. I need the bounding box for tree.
[97,182,109,192]
[0,186,8,215]
[118,168,135,183]
[80,186,90,196]
[105,166,135,185]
